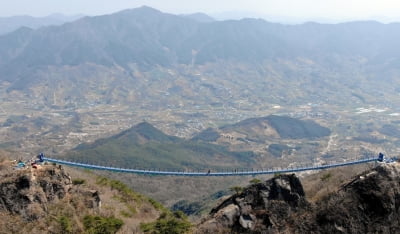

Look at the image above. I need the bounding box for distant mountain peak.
[137,5,160,11]
[181,12,215,23]
[115,122,179,143]
[116,5,163,16]
[132,121,164,136]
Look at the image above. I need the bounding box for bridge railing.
[42,156,379,177]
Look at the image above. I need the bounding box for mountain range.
[0,14,83,35]
[1,6,400,92]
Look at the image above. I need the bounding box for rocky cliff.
[0,163,100,221]
[197,162,400,233]
[197,174,309,233]
[0,160,163,233]
[301,163,400,233]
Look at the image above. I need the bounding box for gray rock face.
[215,204,240,226]
[300,163,400,234]
[197,174,308,233]
[239,213,256,230]
[0,165,100,220]
[197,163,400,234]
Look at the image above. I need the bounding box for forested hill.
[65,122,256,170]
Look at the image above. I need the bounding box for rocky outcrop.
[296,163,400,233]
[197,174,309,233]
[0,164,100,220]
[198,162,400,233]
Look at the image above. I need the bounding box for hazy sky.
[1,0,400,22]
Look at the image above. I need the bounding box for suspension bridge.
[42,155,382,177]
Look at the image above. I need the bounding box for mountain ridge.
[0,14,83,35]
[1,6,400,89]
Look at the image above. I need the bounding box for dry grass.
[64,166,162,232]
[300,163,375,202]
[0,160,164,234]
[94,170,268,207]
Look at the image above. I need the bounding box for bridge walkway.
[43,156,378,177]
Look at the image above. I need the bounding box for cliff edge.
[0,163,100,221]
[0,160,163,233]
[197,162,400,233]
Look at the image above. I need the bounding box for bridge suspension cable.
[43,156,379,177]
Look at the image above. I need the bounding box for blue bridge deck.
[43,156,379,176]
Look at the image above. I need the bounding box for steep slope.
[0,160,155,233]
[299,163,400,233]
[197,162,400,233]
[0,163,92,222]
[197,174,308,233]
